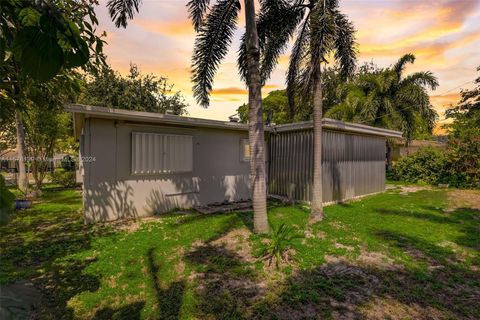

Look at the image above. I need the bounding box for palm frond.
[304,2,336,91]
[187,0,211,32]
[107,0,142,28]
[238,0,305,84]
[259,2,306,83]
[393,53,415,78]
[286,13,310,117]
[191,0,241,107]
[401,71,439,90]
[333,12,357,79]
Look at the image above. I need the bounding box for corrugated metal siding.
[268,129,386,202]
[131,132,193,174]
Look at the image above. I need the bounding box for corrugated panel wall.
[268,129,386,202]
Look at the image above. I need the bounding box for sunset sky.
[95,0,480,127]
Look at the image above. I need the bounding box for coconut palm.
[326,53,439,142]
[107,0,269,233]
[239,0,357,220]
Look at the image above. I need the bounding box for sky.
[94,0,480,129]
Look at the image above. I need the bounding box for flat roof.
[66,104,402,139]
[274,120,403,138]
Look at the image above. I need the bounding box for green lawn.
[1,185,479,319]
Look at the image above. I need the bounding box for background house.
[390,138,447,161]
[68,104,402,222]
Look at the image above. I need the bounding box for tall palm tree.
[240,0,357,221]
[107,0,269,233]
[326,53,439,143]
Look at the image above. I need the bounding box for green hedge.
[0,175,15,225]
[390,147,480,188]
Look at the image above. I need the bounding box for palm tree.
[326,53,439,143]
[240,0,357,221]
[107,0,269,233]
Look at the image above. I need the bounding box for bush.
[391,146,480,188]
[391,147,447,185]
[0,175,15,224]
[51,168,77,188]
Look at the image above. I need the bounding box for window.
[132,132,193,174]
[240,139,250,162]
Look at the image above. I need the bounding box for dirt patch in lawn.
[362,297,448,320]
[211,227,255,263]
[446,189,480,212]
[397,185,432,195]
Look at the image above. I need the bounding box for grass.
[0,184,479,319]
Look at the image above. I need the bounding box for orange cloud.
[211,87,247,95]
[430,92,461,113]
[359,32,480,62]
[357,0,479,61]
[133,19,194,36]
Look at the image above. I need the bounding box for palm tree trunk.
[310,69,324,221]
[245,0,268,234]
[15,110,28,194]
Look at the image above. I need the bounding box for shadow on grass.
[0,188,117,319]
[92,301,145,320]
[376,207,480,250]
[185,243,261,319]
[147,248,185,319]
[249,230,480,319]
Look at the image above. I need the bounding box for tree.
[443,66,480,187]
[1,0,105,193]
[79,64,189,115]
[326,54,439,143]
[236,68,341,124]
[237,90,291,124]
[189,0,269,233]
[106,0,269,233]
[1,73,81,192]
[243,0,356,221]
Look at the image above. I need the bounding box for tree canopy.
[79,64,189,115]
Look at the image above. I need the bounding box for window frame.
[240,138,250,162]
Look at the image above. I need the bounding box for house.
[390,138,446,162]
[67,104,402,222]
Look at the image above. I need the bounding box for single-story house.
[390,138,446,162]
[67,104,402,223]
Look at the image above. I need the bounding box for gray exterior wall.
[268,129,386,202]
[80,118,250,222]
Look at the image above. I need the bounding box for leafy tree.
[106,0,269,233]
[326,54,439,143]
[1,0,105,193]
[2,73,81,191]
[79,64,188,115]
[237,90,290,124]
[236,67,342,124]
[243,0,357,220]
[443,66,480,187]
[392,66,480,188]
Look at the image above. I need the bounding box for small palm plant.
[262,223,301,269]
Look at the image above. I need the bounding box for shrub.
[51,168,77,188]
[391,146,480,188]
[391,147,447,185]
[0,175,15,224]
[262,223,301,269]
